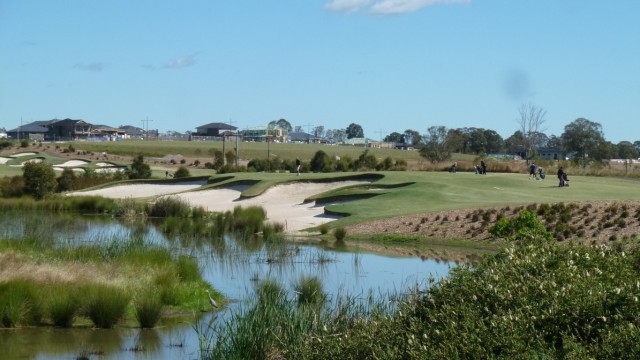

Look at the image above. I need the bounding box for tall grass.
[83,283,131,328]
[148,196,191,218]
[292,276,325,307]
[135,287,164,328]
[45,284,81,327]
[0,279,43,327]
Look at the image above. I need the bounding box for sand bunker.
[68,180,208,198]
[11,152,37,157]
[0,157,11,164]
[172,181,369,233]
[57,160,90,167]
[68,179,370,233]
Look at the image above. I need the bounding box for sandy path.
[173,181,368,233]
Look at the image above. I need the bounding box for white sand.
[68,180,208,198]
[56,160,89,167]
[0,157,11,164]
[11,152,37,157]
[69,180,369,233]
[172,181,368,233]
[54,167,85,173]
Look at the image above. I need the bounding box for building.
[0,127,7,139]
[242,125,284,142]
[6,118,91,141]
[195,122,238,137]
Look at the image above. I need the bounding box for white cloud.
[326,0,471,14]
[163,54,197,69]
[325,0,372,13]
[73,62,106,72]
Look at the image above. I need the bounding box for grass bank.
[0,238,222,329]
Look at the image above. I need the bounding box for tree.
[345,123,364,139]
[517,103,547,161]
[419,126,452,163]
[617,141,640,159]
[127,155,152,179]
[483,129,505,154]
[23,162,57,200]
[310,150,335,172]
[57,168,76,192]
[561,118,608,162]
[326,129,347,144]
[312,126,325,138]
[276,119,292,135]
[403,129,422,146]
[384,132,404,143]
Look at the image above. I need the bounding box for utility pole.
[141,117,153,140]
[375,128,385,141]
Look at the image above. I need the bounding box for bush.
[126,155,152,179]
[0,175,25,198]
[148,196,191,218]
[57,168,76,192]
[334,227,347,241]
[23,162,57,199]
[173,166,191,178]
[310,150,335,173]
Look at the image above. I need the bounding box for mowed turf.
[204,171,640,228]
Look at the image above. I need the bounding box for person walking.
[529,162,537,180]
[295,158,301,176]
[480,160,487,175]
[557,166,565,187]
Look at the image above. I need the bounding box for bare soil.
[347,200,640,246]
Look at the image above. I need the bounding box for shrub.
[319,223,329,235]
[57,168,76,192]
[126,155,152,179]
[334,227,347,241]
[173,166,190,178]
[310,150,335,173]
[148,196,191,218]
[23,162,57,199]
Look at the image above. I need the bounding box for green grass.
[199,171,640,231]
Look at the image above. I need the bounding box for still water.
[0,214,452,359]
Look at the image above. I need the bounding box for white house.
[0,127,7,139]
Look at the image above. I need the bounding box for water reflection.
[0,212,452,359]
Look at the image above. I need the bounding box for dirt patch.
[347,200,640,246]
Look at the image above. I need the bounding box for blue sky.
[1,0,638,143]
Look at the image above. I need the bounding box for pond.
[0,213,453,359]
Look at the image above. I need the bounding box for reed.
[82,283,131,328]
[147,196,191,218]
[0,279,43,327]
[135,286,164,328]
[292,276,326,307]
[45,284,81,327]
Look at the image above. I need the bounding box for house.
[7,118,92,141]
[289,131,328,144]
[195,122,238,137]
[0,127,7,139]
[342,137,381,147]
[91,125,126,140]
[537,147,566,161]
[242,125,284,142]
[119,125,145,139]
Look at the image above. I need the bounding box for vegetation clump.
[200,212,640,359]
